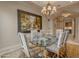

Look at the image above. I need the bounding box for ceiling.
[32,1,77,8]
[31,1,79,18]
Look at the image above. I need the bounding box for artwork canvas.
[18,10,42,33]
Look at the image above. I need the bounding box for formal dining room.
[0,1,79,58]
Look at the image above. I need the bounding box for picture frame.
[64,18,75,38]
[17,9,42,33]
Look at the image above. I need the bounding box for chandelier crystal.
[41,2,57,17]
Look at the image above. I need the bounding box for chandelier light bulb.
[53,6,57,12]
[43,7,46,11]
[47,5,52,11]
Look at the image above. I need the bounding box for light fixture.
[62,13,71,17]
[41,2,57,21]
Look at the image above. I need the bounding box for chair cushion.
[46,36,57,46]
[29,47,42,57]
[46,42,59,53]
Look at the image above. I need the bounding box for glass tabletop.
[31,35,57,47]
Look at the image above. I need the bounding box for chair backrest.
[56,29,69,49]
[31,29,38,42]
[63,30,69,46]
[56,29,64,48]
[18,32,30,57]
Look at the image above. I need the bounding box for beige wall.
[0,1,41,50]
[75,17,79,40]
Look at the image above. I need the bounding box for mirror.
[64,17,75,38]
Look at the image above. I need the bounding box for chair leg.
[53,53,57,58]
[57,51,59,58]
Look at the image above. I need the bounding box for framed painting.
[17,10,42,33]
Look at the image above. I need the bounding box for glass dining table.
[30,34,57,57]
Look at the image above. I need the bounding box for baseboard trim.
[0,44,21,56]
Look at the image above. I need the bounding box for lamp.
[41,2,57,21]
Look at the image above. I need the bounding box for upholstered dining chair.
[46,29,69,57]
[18,32,43,58]
[31,29,38,44]
[18,32,30,57]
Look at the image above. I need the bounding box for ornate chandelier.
[41,2,57,19]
